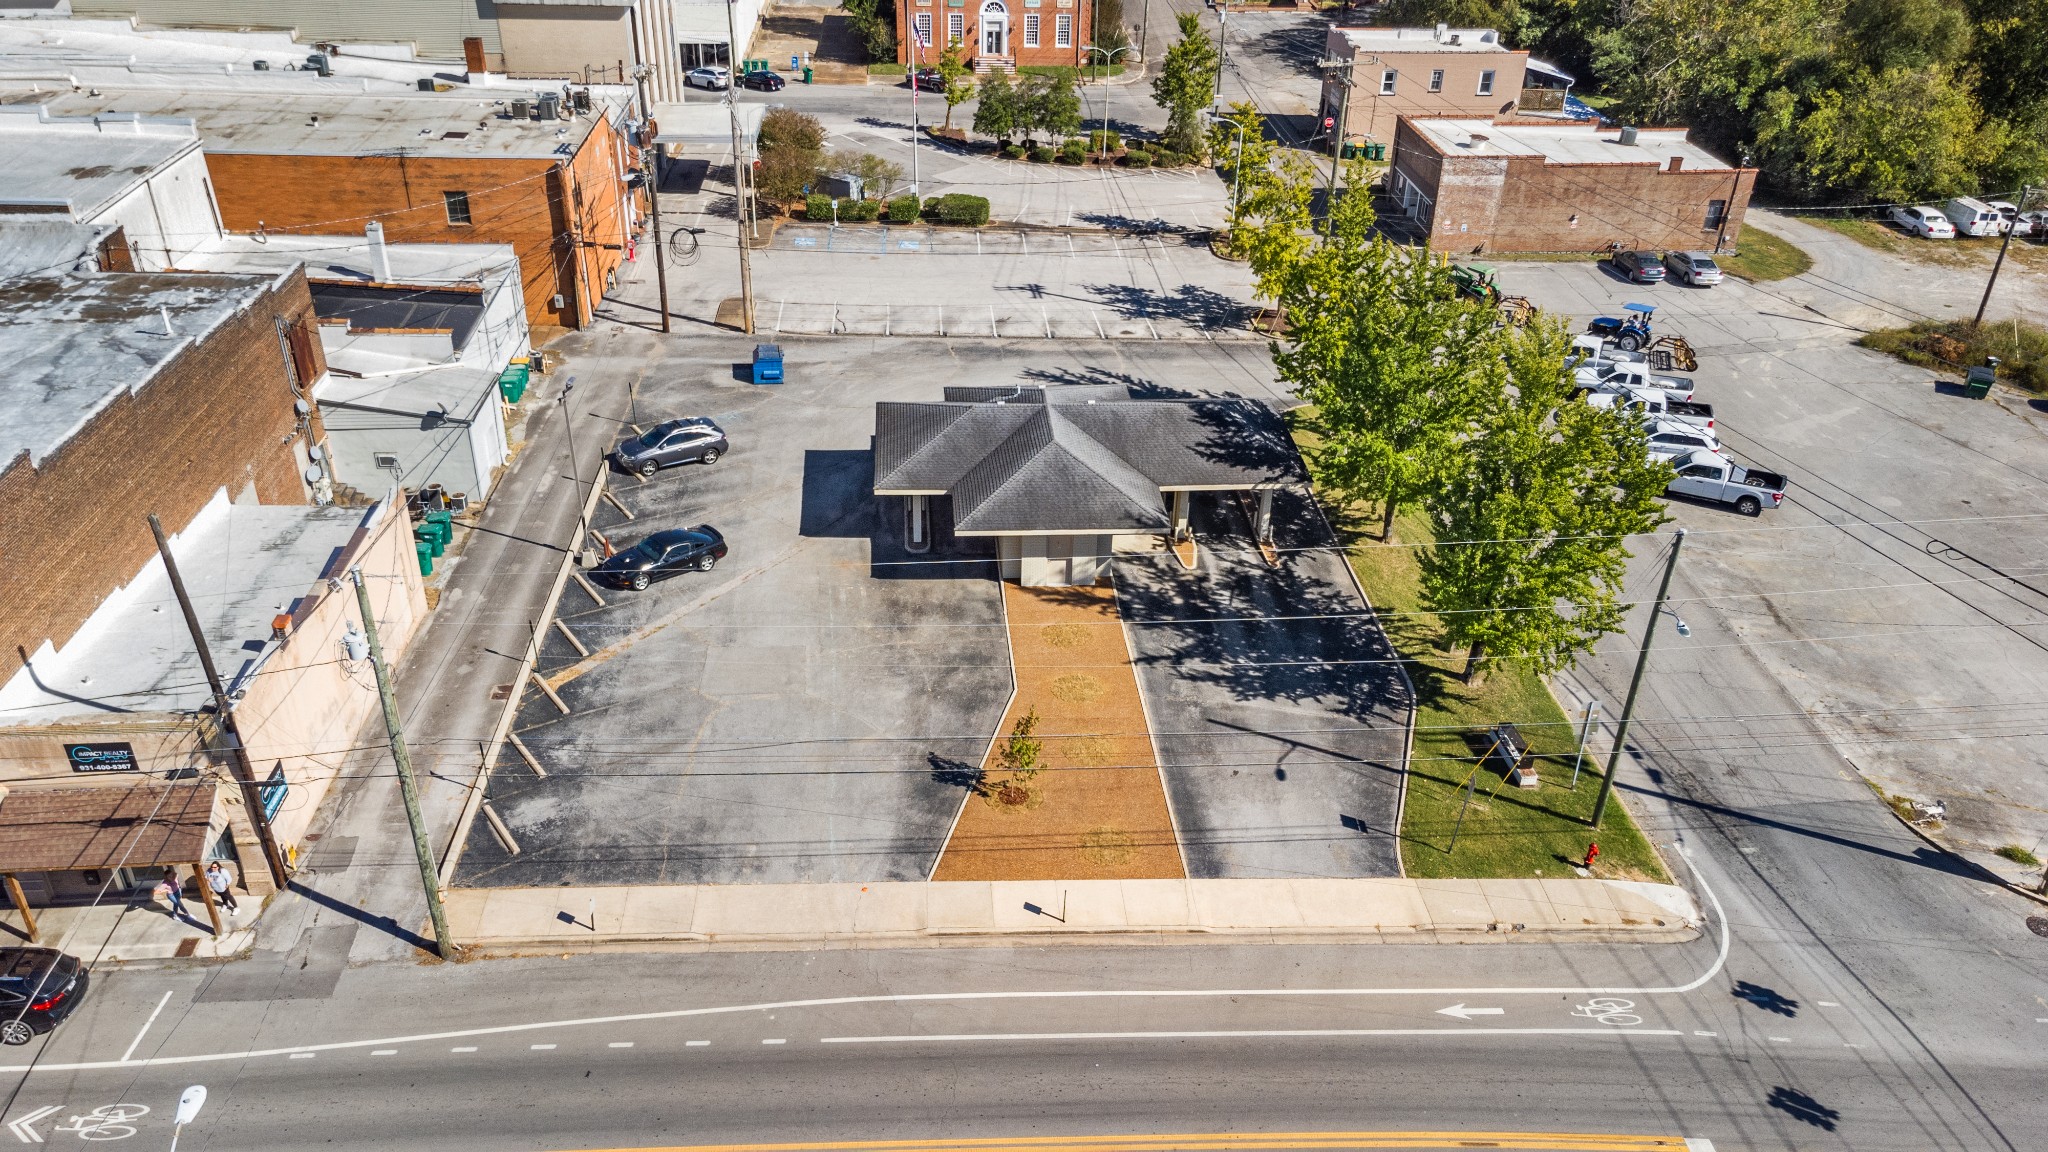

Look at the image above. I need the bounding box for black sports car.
[593,527,728,590]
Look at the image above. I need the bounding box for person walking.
[204,861,239,914]
[156,867,187,921]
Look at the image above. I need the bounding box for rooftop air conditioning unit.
[1619,125,1640,146]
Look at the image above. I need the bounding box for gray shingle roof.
[874,388,1306,535]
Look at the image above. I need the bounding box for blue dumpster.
[751,343,784,384]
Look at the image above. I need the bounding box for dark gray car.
[611,418,727,477]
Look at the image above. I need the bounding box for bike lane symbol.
[52,1105,149,1142]
[1571,997,1644,1026]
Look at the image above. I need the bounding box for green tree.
[1089,0,1130,62]
[755,107,827,205]
[1206,100,1277,232]
[1247,155,1500,543]
[1150,12,1219,157]
[1418,318,1672,684]
[758,106,826,153]
[995,707,1043,784]
[938,42,975,130]
[1755,64,2000,201]
[1027,70,1084,143]
[973,69,1022,142]
[828,151,907,198]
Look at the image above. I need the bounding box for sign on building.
[65,742,139,773]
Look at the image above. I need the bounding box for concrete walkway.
[443,876,1701,950]
[0,899,259,964]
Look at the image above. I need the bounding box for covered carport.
[0,783,227,941]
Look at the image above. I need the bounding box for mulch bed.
[932,581,1184,881]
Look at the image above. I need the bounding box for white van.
[1943,197,2006,237]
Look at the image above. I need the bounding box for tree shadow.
[1733,980,1801,1017]
[1071,211,1193,235]
[928,752,988,796]
[1081,281,1253,332]
[855,115,912,131]
[1767,1087,1839,1131]
[1240,18,1327,73]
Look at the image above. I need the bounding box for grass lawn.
[1860,317,2048,392]
[1717,226,1812,281]
[1296,429,1669,882]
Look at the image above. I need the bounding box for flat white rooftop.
[1409,118,1732,170]
[1335,26,1513,53]
[0,105,197,218]
[184,233,521,290]
[0,494,387,726]
[0,17,456,94]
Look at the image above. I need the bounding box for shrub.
[1058,140,1086,164]
[886,195,921,223]
[1153,148,1181,167]
[804,192,834,221]
[759,106,826,153]
[1001,143,1027,159]
[1122,150,1152,168]
[837,197,881,222]
[1996,844,2042,867]
[1087,129,1121,153]
[1860,318,2048,393]
[926,193,991,226]
[1029,145,1055,163]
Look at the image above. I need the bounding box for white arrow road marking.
[1436,1004,1505,1020]
[6,1105,60,1143]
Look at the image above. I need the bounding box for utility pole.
[350,568,455,960]
[632,66,671,333]
[1974,185,2031,326]
[1591,528,1686,829]
[1316,54,1357,235]
[1713,148,1749,254]
[147,514,289,890]
[725,0,756,333]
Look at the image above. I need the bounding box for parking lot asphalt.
[1115,489,1409,879]
[454,339,1305,887]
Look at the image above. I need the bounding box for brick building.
[1388,118,1756,255]
[1317,26,1532,153]
[27,86,637,330]
[0,268,328,685]
[894,0,1091,71]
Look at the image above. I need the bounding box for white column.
[907,494,929,550]
[1170,490,1190,539]
[1255,490,1274,544]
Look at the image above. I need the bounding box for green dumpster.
[498,361,530,403]
[414,540,435,575]
[802,65,814,84]
[1964,365,1994,399]
[415,524,445,558]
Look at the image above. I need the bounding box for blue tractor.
[1586,302,1699,370]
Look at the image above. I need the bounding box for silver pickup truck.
[1666,450,1788,516]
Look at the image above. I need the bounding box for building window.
[1476,69,1495,96]
[948,11,963,44]
[1024,13,1039,46]
[1705,199,1729,230]
[1055,12,1071,46]
[1380,69,1397,95]
[443,191,472,226]
[914,12,933,46]
[1429,69,1444,92]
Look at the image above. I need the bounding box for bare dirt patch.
[934,582,1184,881]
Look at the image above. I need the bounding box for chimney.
[1435,22,1448,40]
[1666,155,1684,172]
[464,37,488,75]
[366,220,392,282]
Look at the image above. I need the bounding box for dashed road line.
[686,1040,710,1047]
[289,1053,316,1059]
[371,1050,397,1056]
[763,1038,787,1045]
[610,1042,635,1048]
[532,1044,557,1050]
[451,1046,478,1053]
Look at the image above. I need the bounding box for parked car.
[0,948,89,1045]
[1888,205,1955,238]
[1942,196,2005,237]
[593,527,729,590]
[1988,201,2033,236]
[1583,387,1715,434]
[1608,249,1666,283]
[740,69,786,91]
[1644,419,1722,464]
[611,418,727,477]
[1575,359,1694,403]
[2019,210,2048,240]
[912,67,947,93]
[1665,450,1787,516]
[1663,251,1723,286]
[685,66,730,90]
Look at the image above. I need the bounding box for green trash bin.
[803,65,814,84]
[1964,366,1994,399]
[1366,142,1386,161]
[414,540,435,576]
[415,523,445,558]
[498,361,530,403]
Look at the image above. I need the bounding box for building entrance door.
[980,2,1008,55]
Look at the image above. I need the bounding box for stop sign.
[1323,116,1335,129]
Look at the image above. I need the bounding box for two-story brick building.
[1317,25,1533,153]
[1388,117,1756,255]
[894,0,1091,71]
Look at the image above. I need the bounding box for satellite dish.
[304,466,323,483]
[307,445,324,461]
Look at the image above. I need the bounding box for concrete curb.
[1887,809,2048,910]
[443,877,1703,953]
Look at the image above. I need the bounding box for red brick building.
[895,0,1091,70]
[0,268,327,683]
[1388,117,1756,255]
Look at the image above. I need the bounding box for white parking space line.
[120,990,174,1063]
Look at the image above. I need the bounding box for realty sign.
[65,742,138,773]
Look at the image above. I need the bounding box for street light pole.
[1974,184,2032,326]
[725,0,756,333]
[1087,44,1132,158]
[1209,108,1248,212]
[1591,528,1687,829]
[631,65,670,333]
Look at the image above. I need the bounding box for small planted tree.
[993,707,1043,803]
[828,151,906,199]
[939,42,975,130]
[1151,12,1219,157]
[973,69,1021,144]
[1206,99,1277,235]
[1031,69,1083,143]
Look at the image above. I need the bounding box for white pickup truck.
[1575,359,1695,403]
[1644,419,1721,463]
[1666,450,1788,516]
[1583,387,1716,433]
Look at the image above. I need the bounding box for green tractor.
[1450,263,1537,326]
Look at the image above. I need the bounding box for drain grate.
[2028,916,2048,939]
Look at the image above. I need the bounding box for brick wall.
[202,139,630,330]
[897,0,1090,69]
[0,269,323,683]
[1322,34,1527,146]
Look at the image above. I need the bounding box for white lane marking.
[821,1028,1687,1044]
[119,991,174,1063]
[450,1046,478,1053]
[608,1042,634,1048]
[531,1044,557,1050]
[1435,1004,1503,1020]
[1818,1001,1839,1007]
[289,1052,316,1059]
[6,1104,61,1143]
[1844,1043,1866,1048]
[1694,1030,1718,1037]
[1768,1036,1790,1042]
[371,1050,397,1056]
[685,1040,709,1047]
[762,1038,786,1045]
[0,849,1731,1075]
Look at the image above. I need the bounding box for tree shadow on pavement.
[1734,980,1801,1017]
[1768,1087,1840,1131]
[1082,282,1253,332]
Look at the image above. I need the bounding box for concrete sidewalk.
[0,899,259,964]
[444,877,1701,951]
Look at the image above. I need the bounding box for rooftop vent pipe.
[366,220,392,282]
